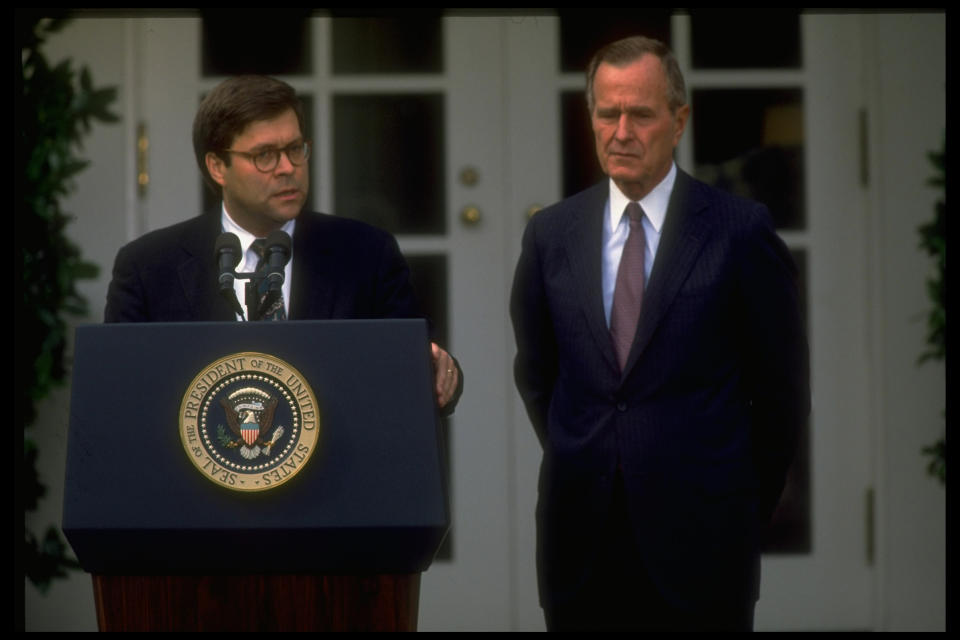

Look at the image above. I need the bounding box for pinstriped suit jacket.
[510,169,809,612]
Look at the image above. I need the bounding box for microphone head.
[263,230,291,292]
[215,232,242,291]
[264,229,292,257]
[215,232,242,268]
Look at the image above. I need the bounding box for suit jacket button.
[617,402,627,412]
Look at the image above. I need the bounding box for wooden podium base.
[92,573,420,631]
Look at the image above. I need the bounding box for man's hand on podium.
[431,342,459,410]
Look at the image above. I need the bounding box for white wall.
[864,13,946,631]
[21,12,946,631]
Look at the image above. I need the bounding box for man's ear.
[205,151,227,187]
[673,104,691,146]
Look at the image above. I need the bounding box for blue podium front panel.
[63,320,449,574]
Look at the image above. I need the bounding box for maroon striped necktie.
[609,202,646,371]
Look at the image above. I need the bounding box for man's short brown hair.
[192,75,306,195]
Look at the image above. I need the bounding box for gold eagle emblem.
[219,388,285,459]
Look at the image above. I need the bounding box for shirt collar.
[607,161,676,232]
[220,203,296,253]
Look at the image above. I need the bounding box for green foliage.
[918,137,946,364]
[922,436,946,484]
[24,528,83,588]
[18,15,119,592]
[917,134,946,485]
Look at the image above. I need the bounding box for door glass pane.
[692,88,805,230]
[202,95,315,215]
[558,10,673,72]
[333,94,446,235]
[690,9,801,69]
[560,90,603,197]
[332,15,443,74]
[201,9,312,76]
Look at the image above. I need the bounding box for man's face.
[206,108,309,236]
[591,55,689,201]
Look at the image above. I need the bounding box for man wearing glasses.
[105,75,462,413]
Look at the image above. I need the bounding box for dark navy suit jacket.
[105,210,461,413]
[106,210,421,323]
[510,170,809,612]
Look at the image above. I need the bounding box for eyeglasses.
[222,140,311,173]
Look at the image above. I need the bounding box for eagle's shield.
[241,421,259,446]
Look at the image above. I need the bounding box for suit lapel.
[178,213,235,321]
[621,170,712,378]
[562,183,621,374]
[289,212,336,320]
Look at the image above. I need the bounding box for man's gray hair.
[586,36,687,113]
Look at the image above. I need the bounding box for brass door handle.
[137,122,149,198]
[460,205,482,226]
[459,166,479,187]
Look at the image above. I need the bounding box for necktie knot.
[250,238,267,265]
[625,201,644,226]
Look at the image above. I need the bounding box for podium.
[62,320,450,631]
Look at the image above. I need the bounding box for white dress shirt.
[221,204,295,320]
[602,162,677,327]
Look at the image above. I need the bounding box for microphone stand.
[220,231,291,322]
[223,269,266,321]
[245,277,259,322]
[242,271,273,322]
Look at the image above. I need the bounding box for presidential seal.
[179,352,320,492]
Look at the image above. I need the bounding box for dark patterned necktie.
[250,239,287,321]
[609,202,646,371]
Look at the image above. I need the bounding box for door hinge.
[865,486,875,566]
[858,108,870,188]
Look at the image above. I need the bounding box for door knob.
[460,205,482,226]
[459,166,479,187]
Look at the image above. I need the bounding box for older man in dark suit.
[106,75,461,413]
[510,36,809,631]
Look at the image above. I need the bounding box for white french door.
[135,13,872,631]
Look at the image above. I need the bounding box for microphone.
[263,230,292,292]
[214,232,245,318]
[215,233,242,291]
